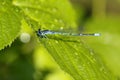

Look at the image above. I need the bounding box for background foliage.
[0,0,120,80]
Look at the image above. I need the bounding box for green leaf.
[0,0,22,50]
[13,0,116,80]
[13,0,77,30]
[40,38,115,80]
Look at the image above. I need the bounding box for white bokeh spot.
[20,32,31,43]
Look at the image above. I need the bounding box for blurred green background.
[1,0,120,80]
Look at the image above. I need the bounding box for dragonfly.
[36,29,100,38]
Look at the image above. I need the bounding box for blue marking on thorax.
[42,30,54,34]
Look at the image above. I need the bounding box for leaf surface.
[0,0,22,50]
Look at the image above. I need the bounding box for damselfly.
[36,29,100,38]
